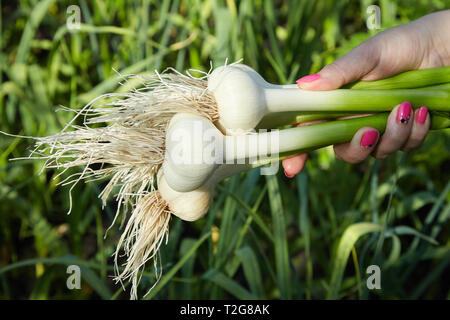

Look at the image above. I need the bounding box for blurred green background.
[1,0,449,300]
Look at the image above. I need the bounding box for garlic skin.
[163,113,219,192]
[208,64,269,132]
[159,162,251,221]
[163,112,275,194]
[158,170,213,221]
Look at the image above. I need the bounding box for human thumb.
[296,39,380,91]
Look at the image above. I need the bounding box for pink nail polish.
[284,169,294,178]
[360,130,378,148]
[296,74,320,83]
[397,101,412,124]
[416,106,428,124]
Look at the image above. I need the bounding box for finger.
[334,127,380,163]
[372,102,413,159]
[295,20,431,91]
[280,120,323,178]
[282,154,308,178]
[402,106,430,151]
[296,37,381,91]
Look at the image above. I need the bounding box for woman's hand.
[282,10,450,178]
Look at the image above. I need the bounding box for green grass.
[1,0,449,299]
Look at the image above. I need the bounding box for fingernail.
[284,169,294,178]
[296,74,320,83]
[360,130,379,148]
[397,101,412,124]
[416,106,428,124]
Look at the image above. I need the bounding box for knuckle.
[389,134,408,147]
[402,135,425,151]
[335,151,364,164]
[408,136,424,147]
[335,151,345,162]
[322,63,348,85]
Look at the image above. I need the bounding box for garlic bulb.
[207,64,450,132]
[158,163,249,221]
[163,112,219,192]
[157,170,213,221]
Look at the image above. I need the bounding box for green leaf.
[297,171,312,299]
[217,184,273,242]
[384,235,401,268]
[0,255,112,299]
[144,231,211,300]
[15,0,56,64]
[202,269,256,300]
[387,226,438,246]
[328,222,383,299]
[266,174,291,299]
[235,246,265,299]
[180,238,197,299]
[78,264,112,299]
